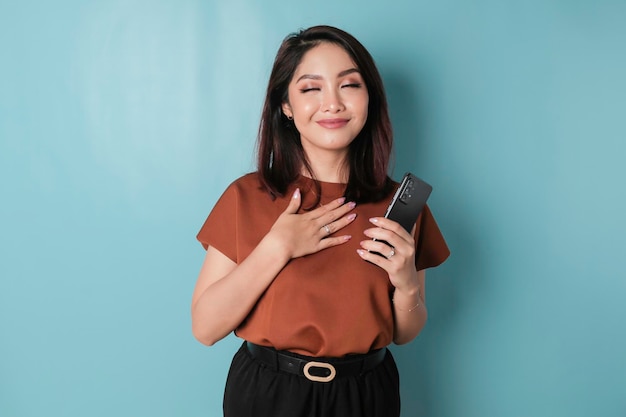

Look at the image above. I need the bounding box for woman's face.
[282,42,369,160]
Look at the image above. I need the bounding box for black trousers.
[223,341,401,417]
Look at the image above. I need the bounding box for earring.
[287,114,293,120]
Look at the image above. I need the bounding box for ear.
[282,102,293,119]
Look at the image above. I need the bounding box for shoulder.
[222,172,265,194]
[229,171,261,187]
[220,172,277,206]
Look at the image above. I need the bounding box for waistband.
[245,342,387,383]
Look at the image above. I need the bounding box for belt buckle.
[303,361,336,382]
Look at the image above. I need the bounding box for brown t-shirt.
[197,172,450,357]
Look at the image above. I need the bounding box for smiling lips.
[316,118,349,129]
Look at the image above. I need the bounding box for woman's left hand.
[357,217,419,292]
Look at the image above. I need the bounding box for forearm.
[392,285,428,344]
[191,235,290,346]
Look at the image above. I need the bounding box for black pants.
[223,341,401,417]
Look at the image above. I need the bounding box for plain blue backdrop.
[1,1,625,416]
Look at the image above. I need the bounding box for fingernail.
[347,201,356,209]
[337,197,346,204]
[343,235,352,241]
[347,213,357,221]
[356,249,365,256]
[363,229,372,237]
[293,188,300,199]
[369,217,379,223]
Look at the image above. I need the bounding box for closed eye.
[300,87,320,93]
[342,83,362,89]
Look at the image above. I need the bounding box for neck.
[302,159,349,183]
[301,147,350,183]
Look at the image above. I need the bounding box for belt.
[246,342,387,383]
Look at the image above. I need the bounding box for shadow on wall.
[382,67,485,416]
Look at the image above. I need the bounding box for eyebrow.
[295,68,361,83]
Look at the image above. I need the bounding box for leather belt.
[246,342,387,383]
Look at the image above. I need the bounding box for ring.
[323,224,331,235]
[388,249,395,258]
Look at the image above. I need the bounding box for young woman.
[192,25,449,417]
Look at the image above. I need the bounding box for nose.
[321,89,345,113]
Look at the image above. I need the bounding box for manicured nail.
[343,235,352,241]
[347,201,356,209]
[356,249,365,256]
[337,197,346,204]
[369,217,379,223]
[347,213,357,221]
[293,188,300,199]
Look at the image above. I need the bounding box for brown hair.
[256,25,394,204]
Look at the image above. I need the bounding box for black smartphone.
[371,173,432,256]
[383,172,432,233]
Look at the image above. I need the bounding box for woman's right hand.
[267,188,357,259]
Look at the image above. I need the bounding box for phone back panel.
[384,173,433,232]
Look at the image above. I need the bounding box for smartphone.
[371,173,432,256]
[383,172,432,233]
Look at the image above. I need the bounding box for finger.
[320,212,357,237]
[319,223,333,237]
[283,188,302,214]
[318,201,356,227]
[362,227,403,250]
[358,239,397,259]
[317,234,352,250]
[369,217,414,244]
[356,248,388,266]
[311,196,347,218]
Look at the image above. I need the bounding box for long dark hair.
[256,25,394,204]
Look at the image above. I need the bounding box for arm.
[191,188,357,346]
[191,235,290,346]
[357,217,427,344]
[390,269,427,344]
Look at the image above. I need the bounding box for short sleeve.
[414,204,450,271]
[196,182,238,262]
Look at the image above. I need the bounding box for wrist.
[392,286,422,312]
[393,281,420,298]
[259,232,292,264]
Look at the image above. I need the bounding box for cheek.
[355,99,369,131]
[292,99,318,117]
[287,88,312,115]
[348,91,368,110]
[354,96,369,121]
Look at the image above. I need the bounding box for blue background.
[1,1,625,416]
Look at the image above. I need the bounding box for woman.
[192,25,449,417]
